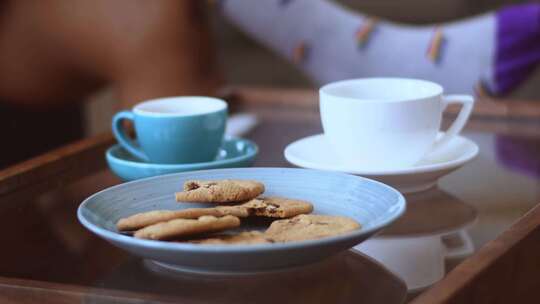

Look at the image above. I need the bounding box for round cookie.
[175,180,265,203]
[117,206,249,231]
[265,214,361,242]
[134,215,241,240]
[242,197,313,218]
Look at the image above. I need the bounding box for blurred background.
[86,0,539,135]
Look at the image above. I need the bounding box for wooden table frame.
[1,87,539,303]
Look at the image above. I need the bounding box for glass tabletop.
[0,106,538,303]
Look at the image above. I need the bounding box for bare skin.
[0,0,221,109]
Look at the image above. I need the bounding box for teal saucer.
[106,137,258,181]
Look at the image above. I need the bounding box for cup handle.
[112,111,148,161]
[443,230,475,259]
[432,95,475,152]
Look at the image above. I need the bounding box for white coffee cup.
[320,78,474,170]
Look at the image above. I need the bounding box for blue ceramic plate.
[106,137,258,181]
[78,168,406,274]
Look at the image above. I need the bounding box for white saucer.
[284,132,479,193]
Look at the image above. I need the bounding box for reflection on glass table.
[357,187,478,292]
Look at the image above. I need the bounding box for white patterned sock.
[221,0,496,95]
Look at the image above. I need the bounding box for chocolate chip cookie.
[265,214,361,242]
[242,197,313,218]
[117,206,249,231]
[134,215,241,240]
[175,180,264,203]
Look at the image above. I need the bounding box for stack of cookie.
[116,179,360,245]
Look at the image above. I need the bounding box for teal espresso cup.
[112,96,227,164]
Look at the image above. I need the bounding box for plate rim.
[77,167,406,253]
[284,133,479,176]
